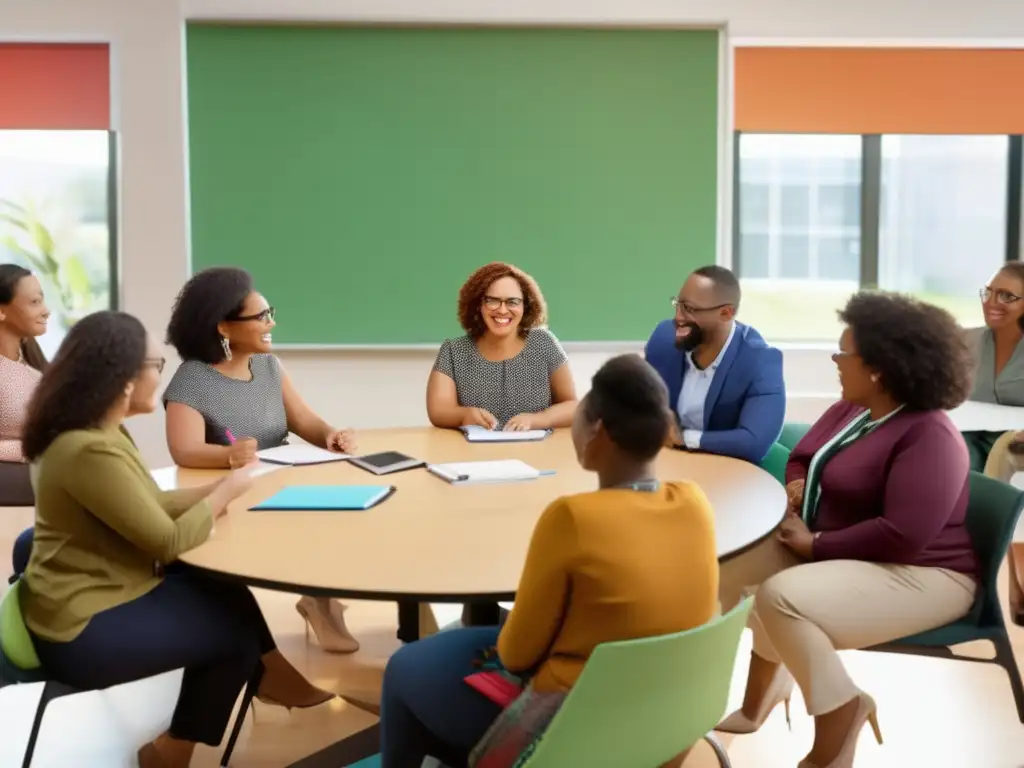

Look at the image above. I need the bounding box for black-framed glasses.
[671,297,730,314]
[145,357,166,374]
[233,306,276,323]
[980,287,1022,305]
[482,296,524,310]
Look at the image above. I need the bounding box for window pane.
[0,130,114,357]
[736,133,862,342]
[879,135,1008,328]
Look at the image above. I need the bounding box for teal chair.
[777,422,811,452]
[517,598,754,768]
[0,579,257,766]
[865,472,1024,722]
[759,442,791,485]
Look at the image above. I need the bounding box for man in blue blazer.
[645,265,785,464]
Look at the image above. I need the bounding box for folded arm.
[695,350,786,464]
[497,500,576,674]
[813,426,967,562]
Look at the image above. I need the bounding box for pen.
[225,429,237,445]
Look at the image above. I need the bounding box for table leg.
[462,601,501,627]
[397,600,420,643]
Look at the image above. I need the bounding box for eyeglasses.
[482,296,524,310]
[980,287,1022,305]
[234,306,276,323]
[671,297,730,314]
[145,357,166,374]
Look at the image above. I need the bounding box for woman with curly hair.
[427,262,577,432]
[716,292,978,768]
[19,311,333,768]
[163,266,360,653]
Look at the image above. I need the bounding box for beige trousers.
[719,536,977,716]
[984,430,1024,484]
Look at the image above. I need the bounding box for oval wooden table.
[161,427,786,640]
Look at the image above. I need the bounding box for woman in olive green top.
[964,263,1024,471]
[20,312,334,768]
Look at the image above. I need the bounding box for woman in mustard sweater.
[19,311,335,768]
[379,354,720,768]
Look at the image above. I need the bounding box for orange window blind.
[735,47,1024,135]
[0,43,110,130]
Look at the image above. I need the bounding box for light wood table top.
[162,428,785,602]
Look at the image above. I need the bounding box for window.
[0,130,116,357]
[734,132,1020,342]
[879,135,1008,329]
[735,134,862,342]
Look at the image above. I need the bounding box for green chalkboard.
[186,24,720,344]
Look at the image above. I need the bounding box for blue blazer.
[644,320,785,464]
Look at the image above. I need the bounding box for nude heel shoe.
[717,665,795,734]
[296,596,360,653]
[798,692,882,768]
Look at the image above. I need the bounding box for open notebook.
[256,444,350,466]
[250,485,394,511]
[460,425,551,443]
[427,459,546,485]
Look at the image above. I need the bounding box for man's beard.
[674,321,704,352]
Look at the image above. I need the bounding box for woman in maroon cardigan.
[717,292,978,768]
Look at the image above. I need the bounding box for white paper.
[462,425,550,442]
[256,444,350,466]
[947,401,1024,432]
[428,459,540,484]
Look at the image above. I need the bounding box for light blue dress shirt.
[677,322,736,449]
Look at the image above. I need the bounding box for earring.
[221,336,232,361]
[870,374,879,383]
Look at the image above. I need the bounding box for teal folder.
[250,485,395,511]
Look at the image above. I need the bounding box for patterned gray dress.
[162,354,289,449]
[432,328,568,429]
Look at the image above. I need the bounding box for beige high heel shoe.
[717,664,794,734]
[296,596,360,653]
[798,692,883,768]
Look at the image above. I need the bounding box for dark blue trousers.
[31,568,274,746]
[380,626,504,768]
[11,525,32,577]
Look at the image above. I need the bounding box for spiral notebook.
[427,459,546,485]
[250,485,394,511]
[460,425,551,443]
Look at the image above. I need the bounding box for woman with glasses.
[19,311,334,768]
[962,263,1024,474]
[164,266,361,653]
[426,262,577,432]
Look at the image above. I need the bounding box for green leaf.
[0,235,49,275]
[63,255,91,308]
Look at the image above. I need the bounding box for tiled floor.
[3,505,1024,767]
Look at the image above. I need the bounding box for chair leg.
[993,630,1024,724]
[221,664,263,767]
[21,681,77,768]
[704,733,732,768]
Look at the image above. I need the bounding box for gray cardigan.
[965,326,1024,407]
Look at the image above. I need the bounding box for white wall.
[4,0,1020,465]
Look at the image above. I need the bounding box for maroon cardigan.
[787,401,978,576]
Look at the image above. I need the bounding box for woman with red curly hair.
[427,262,577,431]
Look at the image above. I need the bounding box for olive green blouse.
[21,427,213,642]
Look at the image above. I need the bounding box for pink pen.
[225,429,237,445]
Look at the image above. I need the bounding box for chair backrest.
[521,598,754,768]
[778,422,811,452]
[965,471,1024,627]
[759,442,790,485]
[0,579,42,671]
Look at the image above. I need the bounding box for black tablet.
[348,451,425,476]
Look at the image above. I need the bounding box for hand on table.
[461,407,498,430]
[216,461,261,518]
[504,414,537,432]
[777,511,814,560]
[326,428,357,453]
[227,437,258,468]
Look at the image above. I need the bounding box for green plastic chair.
[759,442,790,485]
[865,471,1024,722]
[519,598,754,768]
[777,422,811,452]
[0,579,258,766]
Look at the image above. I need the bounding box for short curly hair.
[457,262,548,340]
[838,291,972,412]
[582,354,672,460]
[166,267,253,363]
[23,311,147,460]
